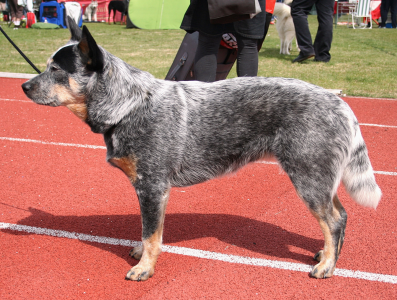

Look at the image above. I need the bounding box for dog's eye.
[50,66,60,72]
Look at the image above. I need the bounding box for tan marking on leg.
[108,156,138,183]
[310,208,337,278]
[126,223,163,281]
[317,218,334,263]
[126,189,170,281]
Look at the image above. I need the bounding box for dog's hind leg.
[281,156,347,278]
[309,194,347,278]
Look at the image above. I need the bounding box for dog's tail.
[342,125,382,209]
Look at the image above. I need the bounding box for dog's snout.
[22,82,31,93]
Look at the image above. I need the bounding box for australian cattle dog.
[22,18,381,281]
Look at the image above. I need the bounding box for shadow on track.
[3,207,322,267]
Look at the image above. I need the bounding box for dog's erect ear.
[78,26,104,72]
[67,16,82,42]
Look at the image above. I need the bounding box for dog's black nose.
[22,82,31,93]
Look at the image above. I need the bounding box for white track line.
[0,137,106,150]
[1,136,396,176]
[360,123,397,129]
[0,222,396,284]
[0,98,32,103]
[257,161,397,176]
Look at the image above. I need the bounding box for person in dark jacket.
[180,0,266,82]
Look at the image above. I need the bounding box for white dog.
[84,0,98,22]
[273,2,299,55]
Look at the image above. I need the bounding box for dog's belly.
[170,163,242,187]
[169,148,270,187]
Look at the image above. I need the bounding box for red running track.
[0,77,396,299]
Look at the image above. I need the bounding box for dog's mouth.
[35,99,61,107]
[22,81,62,107]
[22,81,60,107]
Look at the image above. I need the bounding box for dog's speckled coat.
[22,18,381,282]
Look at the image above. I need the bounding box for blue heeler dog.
[21,18,381,281]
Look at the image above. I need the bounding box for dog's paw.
[129,245,143,260]
[125,265,154,282]
[310,255,335,279]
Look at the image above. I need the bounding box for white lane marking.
[360,123,397,129]
[0,98,32,103]
[256,161,397,176]
[374,171,397,176]
[1,222,396,284]
[0,137,106,150]
[1,136,396,176]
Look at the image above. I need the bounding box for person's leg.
[291,0,316,58]
[380,0,391,27]
[15,4,24,26]
[390,0,397,28]
[235,35,259,77]
[194,33,222,82]
[8,0,18,22]
[257,12,273,51]
[313,0,334,62]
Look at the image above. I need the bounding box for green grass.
[1,16,396,98]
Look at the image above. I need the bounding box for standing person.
[8,0,24,28]
[291,0,334,63]
[380,0,397,28]
[180,0,266,82]
[258,0,276,50]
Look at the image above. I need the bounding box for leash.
[0,25,41,74]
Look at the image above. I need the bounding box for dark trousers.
[194,33,259,82]
[291,0,334,62]
[381,0,397,28]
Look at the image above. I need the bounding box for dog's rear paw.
[310,260,335,278]
[129,245,143,260]
[310,254,335,279]
[125,265,154,282]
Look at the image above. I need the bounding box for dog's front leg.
[126,186,170,281]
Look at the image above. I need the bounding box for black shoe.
[313,58,329,63]
[292,53,315,63]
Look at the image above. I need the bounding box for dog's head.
[22,17,156,133]
[21,17,103,122]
